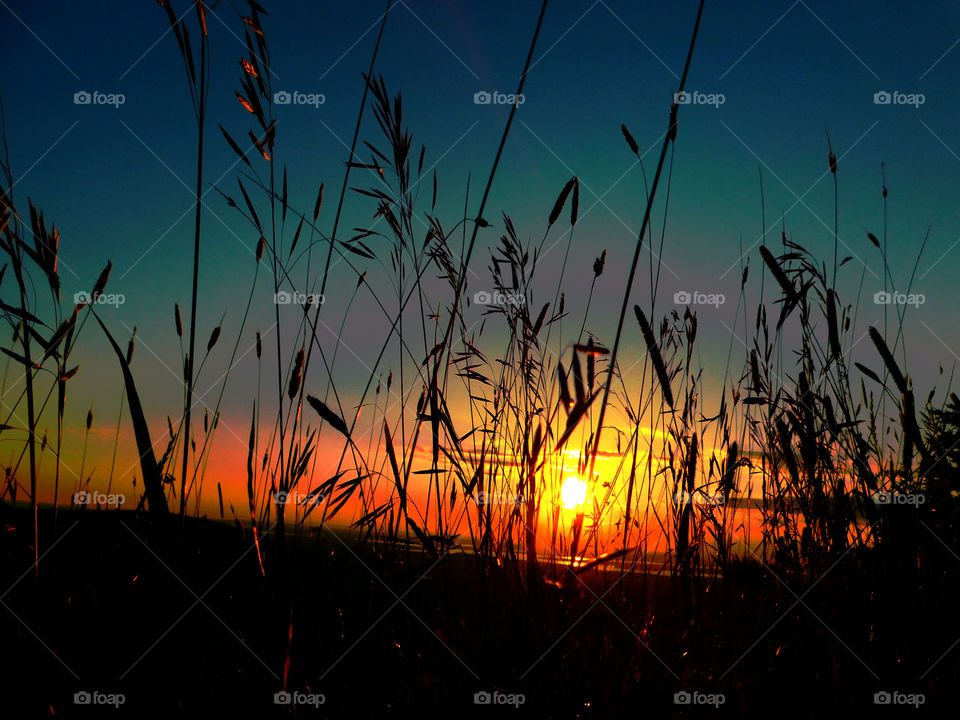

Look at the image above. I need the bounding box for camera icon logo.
[274,691,293,705]
[873,290,891,304]
[874,691,892,705]
[274,90,292,105]
[473,290,492,304]
[276,490,289,505]
[274,291,292,305]
[474,691,492,705]
[674,91,691,105]
[674,290,692,304]
[874,91,891,105]
[474,91,491,105]
[73,491,91,505]
[674,691,692,705]
[74,691,92,705]
[74,91,91,105]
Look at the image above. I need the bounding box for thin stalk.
[299,0,393,418]
[13,257,38,575]
[179,22,208,522]
[587,0,706,497]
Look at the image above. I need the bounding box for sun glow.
[561,476,588,509]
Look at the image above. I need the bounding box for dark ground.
[0,505,957,717]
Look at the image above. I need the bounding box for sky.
[2,0,960,521]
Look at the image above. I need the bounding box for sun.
[561,476,588,509]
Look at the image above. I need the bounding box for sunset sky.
[3,0,960,519]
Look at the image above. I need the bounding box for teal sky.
[3,0,960,508]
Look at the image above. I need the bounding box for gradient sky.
[3,0,960,518]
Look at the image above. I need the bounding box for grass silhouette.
[1,1,958,715]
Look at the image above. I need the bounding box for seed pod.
[827,289,840,361]
[593,250,606,278]
[826,129,837,175]
[621,124,639,156]
[91,261,112,301]
[288,347,304,399]
[570,177,579,226]
[126,328,136,365]
[548,177,576,227]
[175,303,183,337]
[634,305,674,409]
[207,325,221,353]
[313,183,324,221]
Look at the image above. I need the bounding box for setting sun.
[561,476,588,509]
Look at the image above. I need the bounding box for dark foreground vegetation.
[2,505,959,717]
[3,1,960,716]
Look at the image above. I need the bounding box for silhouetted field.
[3,0,960,716]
